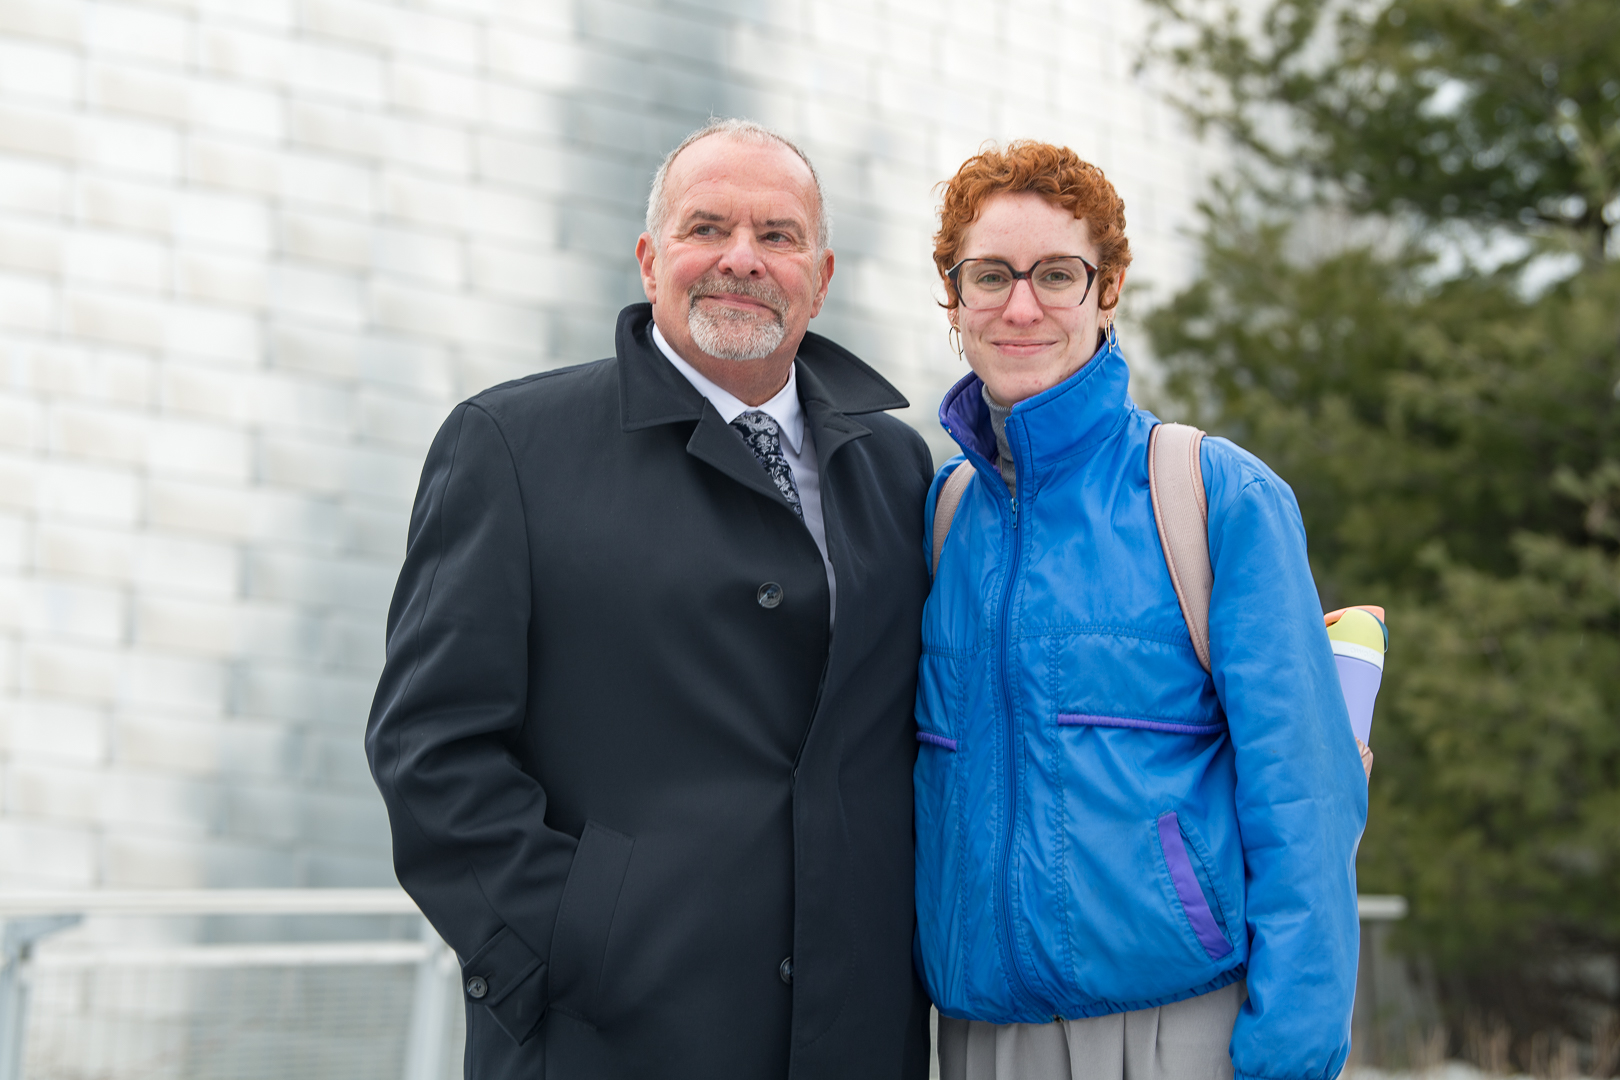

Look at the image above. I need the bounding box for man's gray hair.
[645,118,831,252]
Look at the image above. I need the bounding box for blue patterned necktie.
[730,410,803,520]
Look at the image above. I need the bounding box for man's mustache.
[687,278,786,318]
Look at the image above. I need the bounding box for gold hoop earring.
[948,324,963,360]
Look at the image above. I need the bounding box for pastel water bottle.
[1324,605,1386,779]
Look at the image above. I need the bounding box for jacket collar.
[617,303,909,431]
[616,303,908,512]
[939,328,1132,494]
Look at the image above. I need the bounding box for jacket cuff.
[461,925,547,1045]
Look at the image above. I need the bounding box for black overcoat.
[366,304,935,1080]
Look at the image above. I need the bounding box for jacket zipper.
[994,448,1043,1017]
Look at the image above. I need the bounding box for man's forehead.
[665,137,817,216]
[671,185,814,226]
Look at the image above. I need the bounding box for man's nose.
[715,230,767,277]
[1001,277,1044,323]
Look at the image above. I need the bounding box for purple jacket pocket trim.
[1157,812,1233,962]
[1057,713,1225,735]
[916,731,958,751]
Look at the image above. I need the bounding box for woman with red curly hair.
[913,142,1365,1080]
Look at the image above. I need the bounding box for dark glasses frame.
[946,255,1101,310]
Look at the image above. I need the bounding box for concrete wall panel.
[0,0,1220,889]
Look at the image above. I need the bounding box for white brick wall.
[0,0,1220,889]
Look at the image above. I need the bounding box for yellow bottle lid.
[1325,607,1387,655]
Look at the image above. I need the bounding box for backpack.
[928,422,1377,778]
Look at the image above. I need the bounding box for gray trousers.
[938,981,1244,1080]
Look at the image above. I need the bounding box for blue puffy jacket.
[915,335,1366,1080]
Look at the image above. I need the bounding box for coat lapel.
[685,401,793,507]
[612,303,909,515]
[803,397,870,467]
[618,307,705,433]
[798,362,874,545]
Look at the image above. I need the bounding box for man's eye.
[691,225,719,237]
[762,232,791,243]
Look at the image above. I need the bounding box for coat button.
[757,582,783,609]
[779,956,793,984]
[465,976,488,1000]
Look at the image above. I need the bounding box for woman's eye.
[1040,270,1077,285]
[973,272,1009,286]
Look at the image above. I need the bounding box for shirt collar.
[652,322,805,454]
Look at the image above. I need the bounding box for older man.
[366,119,934,1079]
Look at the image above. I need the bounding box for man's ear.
[636,233,658,302]
[807,247,835,318]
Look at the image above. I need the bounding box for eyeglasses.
[946,256,1100,311]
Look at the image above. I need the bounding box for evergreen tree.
[1141,0,1620,1061]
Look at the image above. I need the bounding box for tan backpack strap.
[931,462,977,577]
[1149,423,1212,672]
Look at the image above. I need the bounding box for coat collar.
[615,303,908,512]
[617,303,908,431]
[938,328,1132,494]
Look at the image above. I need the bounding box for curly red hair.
[934,141,1132,312]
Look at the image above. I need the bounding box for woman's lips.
[993,339,1057,356]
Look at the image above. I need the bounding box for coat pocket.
[1155,811,1233,962]
[548,820,635,1026]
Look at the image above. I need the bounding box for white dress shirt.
[652,323,836,625]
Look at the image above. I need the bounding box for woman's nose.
[1001,278,1044,323]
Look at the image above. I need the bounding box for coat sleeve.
[365,401,574,1046]
[1205,465,1366,1080]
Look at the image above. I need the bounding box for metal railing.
[0,890,459,1080]
[1357,895,1408,921]
[3,890,1408,1080]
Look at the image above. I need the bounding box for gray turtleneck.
[982,384,1017,497]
